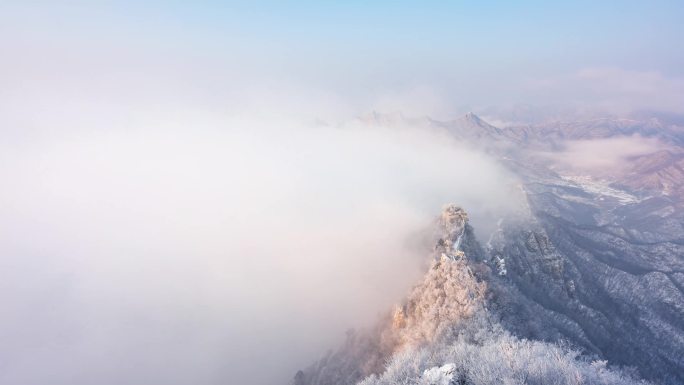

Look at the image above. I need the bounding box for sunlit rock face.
[388,253,486,351]
[438,205,468,248]
[292,206,486,385]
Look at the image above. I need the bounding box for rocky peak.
[440,204,469,233]
[291,204,485,385]
[460,112,500,131]
[436,204,469,256]
[464,111,484,125]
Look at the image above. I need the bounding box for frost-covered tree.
[358,309,649,385]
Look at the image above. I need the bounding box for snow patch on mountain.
[561,175,641,204]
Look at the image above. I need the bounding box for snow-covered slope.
[292,113,684,385]
[292,206,653,385]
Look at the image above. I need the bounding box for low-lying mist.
[0,112,519,385]
[544,134,668,175]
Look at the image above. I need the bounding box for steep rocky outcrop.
[497,181,684,384]
[292,205,486,385]
[292,205,654,385]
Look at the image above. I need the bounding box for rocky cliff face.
[293,205,486,385]
[486,114,684,384]
[494,177,684,384]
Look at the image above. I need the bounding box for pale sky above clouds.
[1,1,683,121]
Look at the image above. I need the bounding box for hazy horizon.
[3,1,684,125]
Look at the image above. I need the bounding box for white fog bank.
[0,112,520,385]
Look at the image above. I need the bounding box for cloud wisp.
[544,134,667,173]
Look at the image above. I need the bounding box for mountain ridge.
[293,205,655,385]
[296,112,684,384]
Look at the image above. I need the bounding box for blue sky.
[1,1,683,119]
